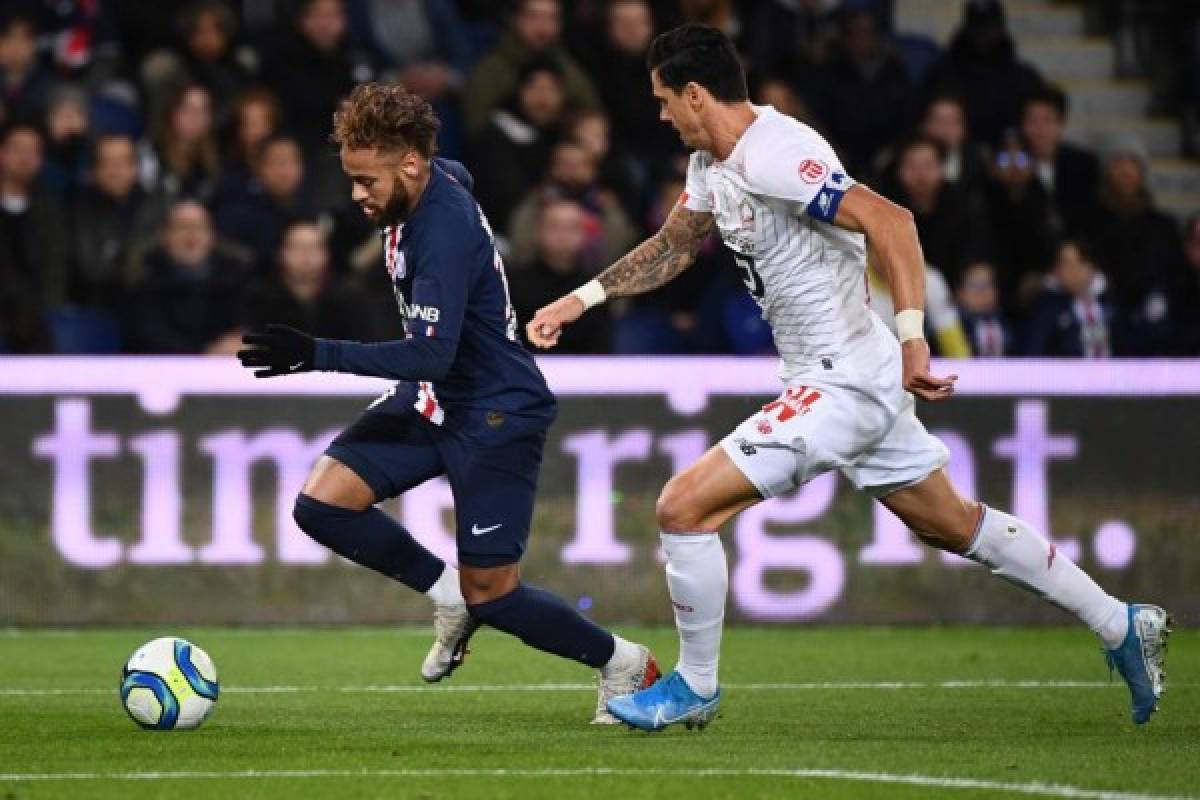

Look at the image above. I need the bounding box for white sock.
[603,634,641,674]
[425,564,464,607]
[965,506,1128,648]
[662,532,727,697]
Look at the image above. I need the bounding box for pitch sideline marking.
[0,679,1172,697]
[0,768,1192,800]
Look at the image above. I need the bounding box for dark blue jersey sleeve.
[313,210,472,381]
[434,157,474,193]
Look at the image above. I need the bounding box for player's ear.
[399,149,422,181]
[684,82,704,110]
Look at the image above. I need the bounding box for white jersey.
[682,106,876,381]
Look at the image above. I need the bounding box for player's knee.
[915,500,981,553]
[293,493,336,543]
[656,476,702,532]
[459,564,519,605]
[292,492,370,546]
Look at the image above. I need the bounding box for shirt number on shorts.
[762,386,822,422]
[734,253,765,299]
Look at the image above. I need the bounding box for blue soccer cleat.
[606,670,720,732]
[1105,603,1172,724]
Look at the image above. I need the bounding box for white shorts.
[720,325,949,499]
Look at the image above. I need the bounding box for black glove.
[237,324,316,378]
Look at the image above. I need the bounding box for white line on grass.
[0,768,1191,800]
[0,628,437,638]
[0,680,1149,697]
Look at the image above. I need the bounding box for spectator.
[70,134,158,308]
[124,198,249,354]
[507,139,638,269]
[580,0,678,166]
[509,197,611,353]
[1174,215,1200,354]
[868,259,971,357]
[0,123,68,351]
[816,7,913,181]
[142,82,221,204]
[923,0,1044,147]
[1020,85,1100,239]
[41,85,91,196]
[239,217,368,339]
[463,0,599,134]
[140,0,258,124]
[1027,239,1125,357]
[679,0,741,44]
[469,55,566,234]
[755,77,814,126]
[349,0,469,98]
[956,262,1013,356]
[746,0,840,105]
[25,0,121,82]
[983,127,1057,311]
[919,93,987,201]
[885,134,993,289]
[218,85,281,201]
[348,0,471,157]
[0,10,55,122]
[567,109,642,219]
[262,0,373,200]
[615,174,735,354]
[215,134,315,270]
[1086,138,1187,354]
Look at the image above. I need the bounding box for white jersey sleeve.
[742,127,856,224]
[681,151,714,213]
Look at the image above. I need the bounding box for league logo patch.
[735,437,757,456]
[798,159,828,184]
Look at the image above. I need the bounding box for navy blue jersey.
[314,159,555,426]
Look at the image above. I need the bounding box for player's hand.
[901,338,957,402]
[526,295,585,350]
[237,324,316,378]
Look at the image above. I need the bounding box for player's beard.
[375,177,411,227]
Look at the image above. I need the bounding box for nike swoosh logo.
[471,523,502,536]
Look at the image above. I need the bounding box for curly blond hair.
[331,82,440,157]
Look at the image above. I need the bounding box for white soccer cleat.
[421,604,479,683]
[592,644,661,724]
[1104,603,1173,724]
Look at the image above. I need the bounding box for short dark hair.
[93,133,135,159]
[331,82,440,157]
[255,132,302,162]
[1055,236,1098,267]
[280,214,325,240]
[924,91,967,117]
[646,24,747,103]
[1023,84,1068,120]
[897,132,945,164]
[0,9,37,37]
[0,121,43,148]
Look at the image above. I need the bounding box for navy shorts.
[325,405,550,568]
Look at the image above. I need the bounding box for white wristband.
[570,279,607,311]
[895,309,925,343]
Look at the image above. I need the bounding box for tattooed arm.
[596,204,714,298]
[525,204,714,349]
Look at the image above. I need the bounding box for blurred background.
[0,0,1197,627]
[0,0,1197,358]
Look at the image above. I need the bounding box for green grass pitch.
[1,626,1196,799]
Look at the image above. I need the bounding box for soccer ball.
[120,637,219,730]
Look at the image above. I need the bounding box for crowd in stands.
[1,0,1197,358]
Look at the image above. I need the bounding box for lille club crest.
[797,159,828,184]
